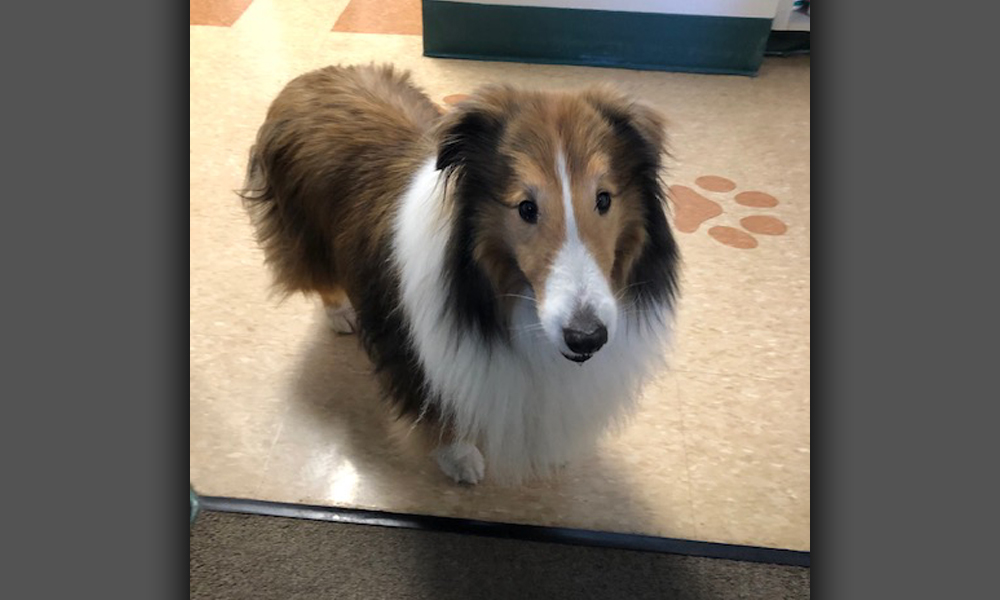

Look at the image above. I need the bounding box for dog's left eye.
[596,191,612,215]
[518,199,539,224]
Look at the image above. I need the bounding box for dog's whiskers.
[615,281,652,301]
[510,322,547,340]
[498,293,537,305]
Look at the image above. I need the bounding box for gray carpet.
[190,512,809,599]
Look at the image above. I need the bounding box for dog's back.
[240,64,441,297]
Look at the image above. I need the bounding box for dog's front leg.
[433,441,485,485]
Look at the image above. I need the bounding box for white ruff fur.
[392,159,673,483]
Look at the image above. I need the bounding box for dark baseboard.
[197,495,810,568]
[766,31,811,56]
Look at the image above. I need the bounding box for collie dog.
[241,65,679,485]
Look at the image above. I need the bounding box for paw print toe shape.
[670,176,788,249]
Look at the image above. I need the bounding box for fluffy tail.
[237,135,337,298]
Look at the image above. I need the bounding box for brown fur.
[241,64,678,424]
[435,85,669,314]
[241,64,441,308]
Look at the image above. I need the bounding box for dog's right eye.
[518,200,539,224]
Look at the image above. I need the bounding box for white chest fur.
[392,159,673,482]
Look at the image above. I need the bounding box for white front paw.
[434,442,485,485]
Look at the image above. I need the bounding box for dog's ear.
[435,86,517,173]
[585,87,679,308]
[583,86,669,165]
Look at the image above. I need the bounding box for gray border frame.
[6,1,1000,597]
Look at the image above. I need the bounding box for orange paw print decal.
[670,176,788,249]
[437,93,470,114]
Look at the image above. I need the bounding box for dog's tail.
[237,141,280,264]
[236,127,335,299]
[238,144,266,204]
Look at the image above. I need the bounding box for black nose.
[563,324,608,356]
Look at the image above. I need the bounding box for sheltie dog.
[240,64,679,485]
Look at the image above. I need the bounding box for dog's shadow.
[286,317,441,489]
[285,314,700,596]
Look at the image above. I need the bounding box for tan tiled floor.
[190,0,810,551]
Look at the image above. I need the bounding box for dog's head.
[436,85,678,363]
